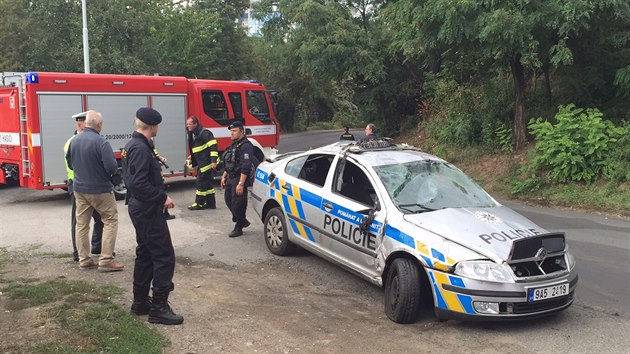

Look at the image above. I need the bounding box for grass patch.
[524,181,630,216]
[1,278,169,353]
[3,279,119,306]
[38,252,74,259]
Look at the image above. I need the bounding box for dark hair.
[188,116,199,125]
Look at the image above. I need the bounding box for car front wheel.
[384,258,422,323]
[264,207,296,256]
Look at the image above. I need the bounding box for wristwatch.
[238,181,244,186]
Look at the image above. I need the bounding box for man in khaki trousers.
[65,111,123,272]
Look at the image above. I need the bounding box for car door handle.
[323,202,333,210]
[281,184,290,191]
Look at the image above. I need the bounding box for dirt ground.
[0,245,454,354]
[2,236,628,354]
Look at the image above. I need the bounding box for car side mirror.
[359,208,375,235]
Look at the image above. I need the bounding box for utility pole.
[82,0,90,73]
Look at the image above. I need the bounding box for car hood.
[402,206,547,262]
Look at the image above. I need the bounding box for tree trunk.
[542,61,552,104]
[510,56,527,150]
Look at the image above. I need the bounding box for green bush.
[603,121,630,183]
[495,123,513,153]
[528,104,624,183]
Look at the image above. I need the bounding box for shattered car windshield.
[373,160,497,213]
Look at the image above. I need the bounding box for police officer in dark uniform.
[220,121,254,237]
[186,116,219,210]
[122,107,183,325]
[339,126,355,141]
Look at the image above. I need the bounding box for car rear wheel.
[384,258,422,323]
[264,207,296,256]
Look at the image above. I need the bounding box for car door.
[319,157,386,279]
[273,153,337,256]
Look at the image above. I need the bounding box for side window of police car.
[285,154,333,187]
[334,160,377,206]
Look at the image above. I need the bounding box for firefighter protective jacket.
[188,124,218,173]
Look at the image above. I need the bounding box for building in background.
[239,0,279,37]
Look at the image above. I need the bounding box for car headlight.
[566,251,576,271]
[454,260,514,283]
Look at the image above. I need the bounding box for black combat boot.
[229,225,243,237]
[130,288,152,315]
[148,292,184,325]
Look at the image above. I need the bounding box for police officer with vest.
[64,112,104,262]
[186,116,219,210]
[220,121,254,237]
[122,107,183,325]
[339,126,355,141]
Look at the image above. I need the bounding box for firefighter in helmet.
[186,116,219,210]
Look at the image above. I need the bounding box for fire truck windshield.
[246,90,270,122]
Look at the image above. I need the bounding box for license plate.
[528,283,569,302]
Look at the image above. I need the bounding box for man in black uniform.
[220,121,254,237]
[122,107,183,325]
[186,116,219,210]
[339,126,355,141]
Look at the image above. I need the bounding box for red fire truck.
[0,71,280,197]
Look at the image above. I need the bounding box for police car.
[251,139,578,323]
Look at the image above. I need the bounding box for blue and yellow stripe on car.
[385,225,456,271]
[426,269,475,314]
[271,178,317,243]
[289,218,315,241]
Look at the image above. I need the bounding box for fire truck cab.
[0,71,280,196]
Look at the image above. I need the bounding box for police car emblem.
[475,211,502,224]
[534,247,548,267]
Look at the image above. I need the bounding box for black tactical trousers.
[128,198,175,295]
[224,176,248,227]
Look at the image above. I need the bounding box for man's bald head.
[85,111,103,132]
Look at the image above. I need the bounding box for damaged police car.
[251,139,577,323]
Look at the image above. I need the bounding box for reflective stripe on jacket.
[188,125,218,172]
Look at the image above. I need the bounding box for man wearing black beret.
[122,107,183,325]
